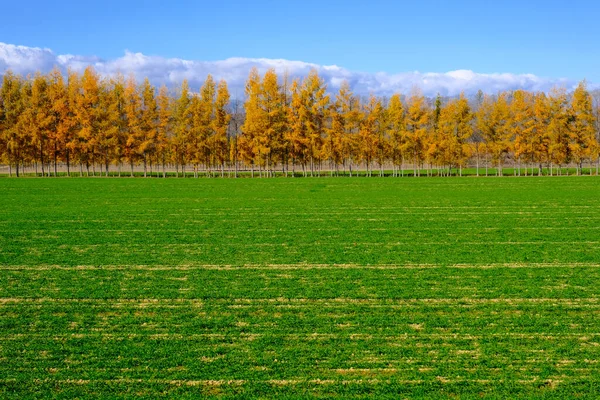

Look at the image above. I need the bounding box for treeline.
[1,66,599,177]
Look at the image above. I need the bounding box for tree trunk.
[40,147,45,177]
[66,151,70,177]
[54,143,58,177]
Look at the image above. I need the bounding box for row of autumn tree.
[1,66,599,177]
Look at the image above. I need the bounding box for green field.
[2,177,600,399]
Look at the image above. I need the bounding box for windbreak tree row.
[0,66,599,177]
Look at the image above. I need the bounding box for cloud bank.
[0,42,585,97]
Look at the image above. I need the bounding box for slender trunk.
[414,153,417,177]
[54,143,58,177]
[40,146,45,177]
[400,158,404,177]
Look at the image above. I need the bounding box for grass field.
[1,177,600,398]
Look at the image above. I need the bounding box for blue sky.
[0,0,597,95]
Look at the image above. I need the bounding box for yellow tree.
[305,70,329,176]
[387,93,406,176]
[569,81,596,175]
[595,93,600,174]
[475,95,493,176]
[197,75,216,176]
[106,74,127,176]
[279,71,292,176]
[0,77,4,171]
[509,90,535,175]
[96,78,116,176]
[211,80,231,177]
[288,70,330,176]
[286,79,306,176]
[186,94,202,176]
[140,78,158,177]
[477,93,510,176]
[547,88,571,175]
[375,98,389,176]
[324,83,352,176]
[0,71,25,176]
[438,94,473,176]
[47,67,71,176]
[65,70,82,175]
[240,68,263,177]
[532,93,551,175]
[156,85,172,177]
[405,89,429,177]
[124,75,142,176]
[75,66,102,176]
[454,94,474,176]
[27,73,53,176]
[332,81,361,176]
[173,80,191,176]
[228,98,245,178]
[259,69,287,176]
[284,70,331,177]
[16,79,34,172]
[358,94,385,176]
[425,94,443,176]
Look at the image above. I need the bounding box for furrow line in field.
[2,297,600,305]
[0,377,562,386]
[12,226,600,233]
[20,241,600,247]
[3,332,600,340]
[3,262,600,270]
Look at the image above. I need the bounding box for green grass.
[1,177,600,399]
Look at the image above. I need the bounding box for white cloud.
[0,42,587,97]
